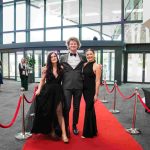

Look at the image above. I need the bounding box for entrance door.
[102,50,115,82]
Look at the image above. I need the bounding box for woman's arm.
[94,63,101,101]
[36,67,46,95]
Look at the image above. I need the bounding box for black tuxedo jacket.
[60,53,86,90]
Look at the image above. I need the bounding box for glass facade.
[0,0,149,84]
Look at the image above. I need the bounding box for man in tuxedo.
[60,37,86,137]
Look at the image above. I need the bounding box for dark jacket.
[60,53,86,90]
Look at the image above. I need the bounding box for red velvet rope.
[115,84,135,100]
[104,82,115,94]
[137,94,150,112]
[0,96,22,128]
[24,85,38,103]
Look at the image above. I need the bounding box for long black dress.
[31,72,64,135]
[82,61,98,138]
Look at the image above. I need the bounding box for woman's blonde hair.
[66,37,81,50]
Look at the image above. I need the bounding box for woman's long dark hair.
[46,52,62,79]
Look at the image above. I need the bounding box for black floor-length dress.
[30,72,64,135]
[82,61,98,137]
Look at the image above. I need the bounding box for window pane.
[16,32,26,43]
[30,30,44,42]
[124,0,143,21]
[3,3,14,31]
[127,54,143,82]
[63,28,79,41]
[30,0,44,29]
[46,29,61,41]
[125,23,150,43]
[145,54,150,82]
[46,0,61,27]
[102,25,121,41]
[3,0,13,3]
[82,0,101,24]
[103,0,121,22]
[63,0,79,26]
[16,1,26,30]
[3,33,14,44]
[82,26,100,40]
[9,53,15,79]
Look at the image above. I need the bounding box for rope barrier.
[137,94,150,112]
[0,96,22,128]
[115,84,135,100]
[24,85,38,103]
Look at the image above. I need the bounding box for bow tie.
[70,53,77,57]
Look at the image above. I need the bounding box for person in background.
[19,58,29,91]
[30,52,69,143]
[60,37,86,137]
[81,48,101,138]
[0,61,3,88]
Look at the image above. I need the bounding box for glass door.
[127,53,143,82]
[9,53,15,79]
[102,50,115,82]
[145,53,150,82]
[34,50,42,82]
[16,51,23,81]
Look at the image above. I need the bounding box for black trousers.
[63,89,82,129]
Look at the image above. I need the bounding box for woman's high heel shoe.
[62,135,69,143]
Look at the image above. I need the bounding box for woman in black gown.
[31,52,69,143]
[82,48,101,138]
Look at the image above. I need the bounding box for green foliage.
[26,55,36,68]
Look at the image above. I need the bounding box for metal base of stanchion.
[109,109,120,114]
[101,99,108,103]
[126,128,141,135]
[15,132,32,140]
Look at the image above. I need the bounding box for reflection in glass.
[63,0,79,26]
[46,29,61,41]
[82,26,100,40]
[3,33,14,44]
[30,30,44,42]
[30,0,44,29]
[103,0,121,22]
[127,54,143,82]
[95,50,101,64]
[103,50,115,81]
[102,25,121,41]
[82,0,101,24]
[16,52,23,81]
[16,1,26,30]
[125,23,150,43]
[3,0,13,2]
[9,53,15,79]
[63,28,79,41]
[46,0,61,27]
[124,0,143,21]
[145,54,150,82]
[3,3,14,31]
[2,53,8,78]
[34,50,42,82]
[16,32,26,43]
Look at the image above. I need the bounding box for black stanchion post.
[109,80,120,114]
[15,88,32,140]
[101,80,108,103]
[126,87,141,135]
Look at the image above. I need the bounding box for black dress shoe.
[73,128,79,135]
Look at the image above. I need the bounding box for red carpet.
[22,99,143,150]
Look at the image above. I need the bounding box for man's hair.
[65,37,81,50]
